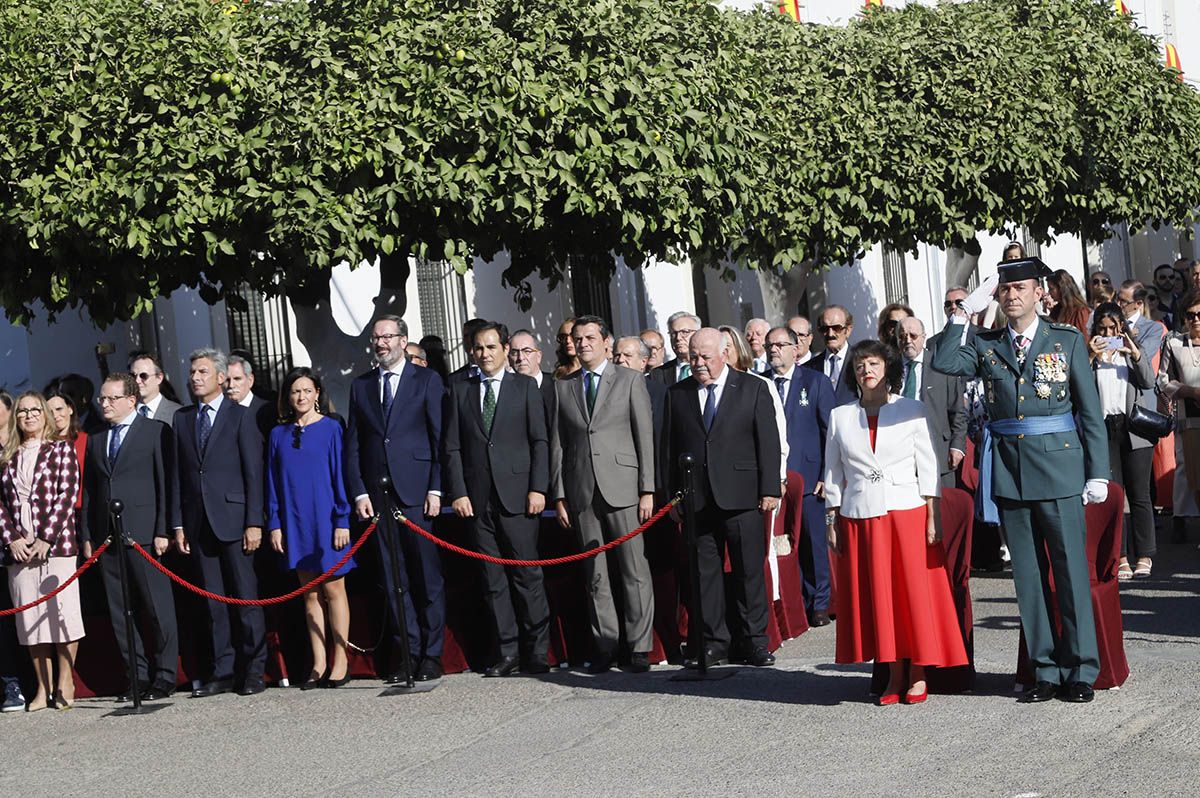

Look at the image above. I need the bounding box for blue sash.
[977,414,1077,524]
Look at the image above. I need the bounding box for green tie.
[680,363,691,380]
[586,371,598,416]
[903,360,918,399]
[482,378,497,434]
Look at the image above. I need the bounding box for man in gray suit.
[130,352,182,424]
[1118,280,1164,364]
[898,317,967,489]
[551,315,656,673]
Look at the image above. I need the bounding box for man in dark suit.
[614,336,668,494]
[171,349,267,697]
[443,322,551,677]
[897,318,967,489]
[129,352,182,425]
[509,328,556,429]
[667,328,782,667]
[651,311,702,386]
[345,314,447,682]
[446,317,489,384]
[804,305,857,405]
[765,326,835,625]
[81,372,178,700]
[226,354,276,439]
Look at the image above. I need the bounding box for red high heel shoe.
[877,692,901,706]
[903,687,928,705]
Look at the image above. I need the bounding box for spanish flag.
[777,0,799,21]
[1166,43,1183,79]
[1114,0,1130,15]
[865,0,883,6]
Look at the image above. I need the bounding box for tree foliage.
[0,0,1197,323]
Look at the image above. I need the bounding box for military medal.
[1034,353,1068,384]
[799,388,809,406]
[1036,383,1052,399]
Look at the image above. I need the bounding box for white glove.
[960,274,999,316]
[1082,479,1108,505]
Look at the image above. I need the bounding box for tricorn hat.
[996,256,1053,284]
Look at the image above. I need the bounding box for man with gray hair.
[744,318,770,373]
[639,329,666,370]
[171,347,267,697]
[225,353,274,438]
[786,316,814,365]
[652,311,702,386]
[614,336,667,493]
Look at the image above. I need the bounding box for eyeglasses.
[15,407,43,416]
[510,347,538,358]
[792,330,812,338]
[1091,277,1112,286]
[1116,297,1135,306]
[96,395,130,405]
[133,371,157,382]
[897,332,924,341]
[668,329,699,339]
[943,300,964,311]
[765,341,795,350]
[1186,311,1200,322]
[370,333,403,343]
[819,324,847,334]
[292,425,303,449]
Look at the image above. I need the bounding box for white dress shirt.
[106,409,138,454]
[796,351,813,366]
[379,359,406,402]
[1008,316,1040,354]
[696,363,730,412]
[479,367,505,411]
[581,358,609,405]
[238,393,254,408]
[137,393,164,419]
[771,364,797,404]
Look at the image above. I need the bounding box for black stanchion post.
[109,500,142,711]
[377,476,431,694]
[672,453,735,683]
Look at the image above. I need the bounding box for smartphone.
[1104,336,1123,351]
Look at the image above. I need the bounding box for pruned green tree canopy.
[0,0,1196,323]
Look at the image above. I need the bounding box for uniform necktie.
[903,361,918,399]
[774,376,787,403]
[138,405,152,419]
[585,371,598,416]
[196,405,212,453]
[382,371,396,415]
[702,384,718,431]
[1013,335,1028,366]
[482,378,497,434]
[680,363,691,380]
[108,423,127,468]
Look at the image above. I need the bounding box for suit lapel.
[111,417,145,476]
[91,428,112,477]
[203,401,233,462]
[590,366,615,424]
[994,331,1021,375]
[467,376,487,436]
[707,369,739,437]
[363,371,386,431]
[568,371,587,422]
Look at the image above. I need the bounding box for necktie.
[903,361,918,399]
[196,405,211,453]
[138,405,152,419]
[774,376,787,403]
[827,353,839,383]
[482,378,497,434]
[382,371,396,415]
[1014,335,1027,366]
[108,424,127,468]
[702,384,717,432]
[680,363,691,380]
[585,371,598,417]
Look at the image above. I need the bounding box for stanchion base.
[670,667,738,682]
[105,703,172,717]
[380,679,440,696]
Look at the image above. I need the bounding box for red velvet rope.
[0,539,111,616]
[129,521,378,606]
[395,498,680,566]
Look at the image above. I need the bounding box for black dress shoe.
[522,657,550,675]
[808,610,831,627]
[141,683,175,701]
[746,646,776,667]
[190,678,234,698]
[323,675,351,689]
[682,647,728,669]
[238,676,266,696]
[299,677,325,691]
[383,667,411,685]
[586,657,615,674]
[627,652,651,673]
[415,657,443,682]
[1020,680,1058,703]
[484,656,520,678]
[1058,681,1095,703]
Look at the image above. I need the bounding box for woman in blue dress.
[267,367,354,689]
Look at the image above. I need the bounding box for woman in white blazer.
[824,339,967,706]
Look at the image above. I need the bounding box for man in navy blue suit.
[345,315,447,683]
[765,327,836,626]
[171,348,267,697]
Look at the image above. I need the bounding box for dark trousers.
[376,502,445,660]
[695,506,769,653]
[473,491,550,660]
[998,496,1100,686]
[194,518,266,680]
[0,586,22,691]
[1106,415,1156,559]
[798,492,831,613]
[100,543,179,687]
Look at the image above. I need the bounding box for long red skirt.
[833,506,968,667]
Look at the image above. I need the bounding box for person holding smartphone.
[1088,303,1154,580]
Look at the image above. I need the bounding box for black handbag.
[1127,403,1173,440]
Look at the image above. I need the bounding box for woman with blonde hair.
[718,325,788,484]
[0,391,84,711]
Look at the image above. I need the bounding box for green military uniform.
[932,286,1108,689]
